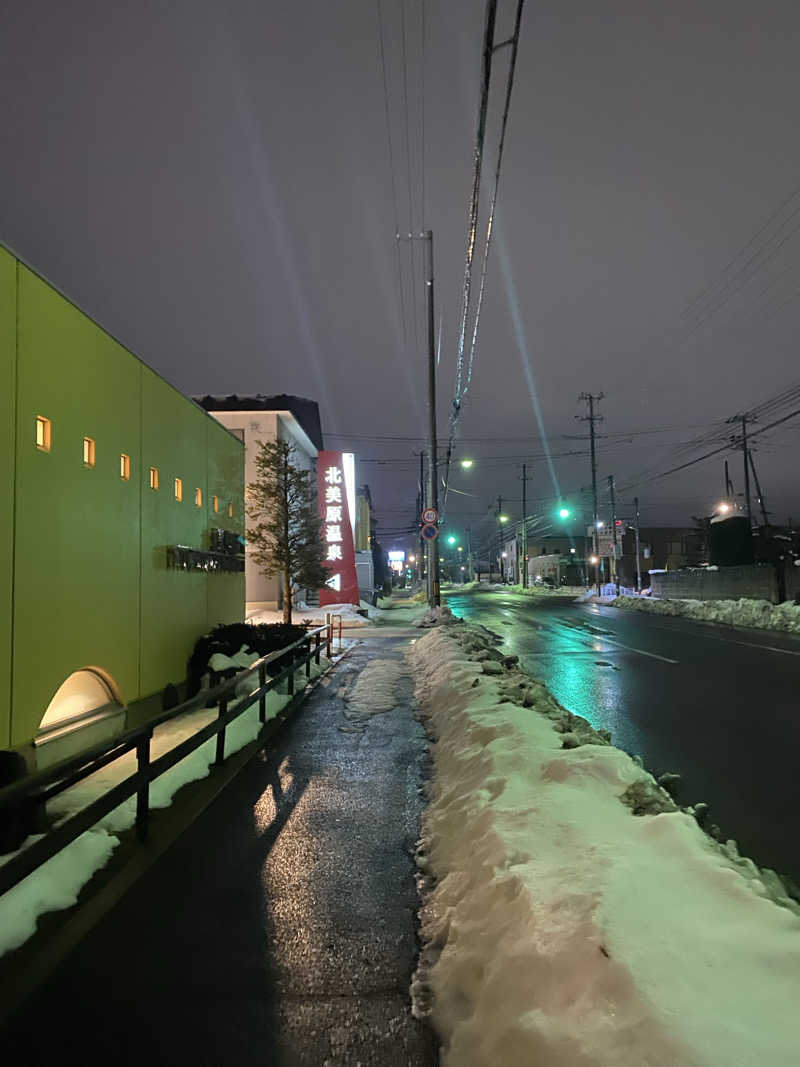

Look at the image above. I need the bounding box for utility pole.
[608,474,619,596]
[418,451,425,584]
[399,230,439,607]
[633,495,642,593]
[424,231,440,607]
[496,494,503,582]
[741,413,752,529]
[466,525,473,582]
[520,464,529,587]
[578,392,604,594]
[748,451,770,529]
[724,459,734,502]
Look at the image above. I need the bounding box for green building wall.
[0,246,244,749]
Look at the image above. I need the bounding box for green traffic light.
[558,506,570,519]
[447,535,457,545]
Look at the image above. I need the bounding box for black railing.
[0,624,334,898]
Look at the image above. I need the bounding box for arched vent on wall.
[38,668,121,734]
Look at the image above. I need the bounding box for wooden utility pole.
[424,232,440,607]
[520,464,529,586]
[633,495,642,593]
[578,392,603,594]
[608,474,619,596]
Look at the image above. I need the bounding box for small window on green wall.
[149,467,159,491]
[228,502,234,519]
[36,416,51,452]
[174,477,183,502]
[213,495,219,513]
[120,453,131,480]
[195,487,202,508]
[83,437,96,468]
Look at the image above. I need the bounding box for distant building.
[195,394,323,610]
[1,244,244,761]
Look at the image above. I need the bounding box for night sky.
[2,1,800,551]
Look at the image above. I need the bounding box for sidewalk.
[1,637,436,1066]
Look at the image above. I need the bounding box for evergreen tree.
[246,440,328,624]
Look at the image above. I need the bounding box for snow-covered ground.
[409,621,800,1066]
[0,658,331,957]
[610,594,800,634]
[247,601,374,628]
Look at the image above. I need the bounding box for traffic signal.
[557,505,571,520]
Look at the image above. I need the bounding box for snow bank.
[0,829,119,956]
[415,605,458,628]
[409,626,800,1066]
[611,594,800,634]
[248,602,370,628]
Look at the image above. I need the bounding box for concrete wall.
[649,565,779,603]
[1,248,244,748]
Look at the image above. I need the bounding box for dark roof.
[194,393,323,451]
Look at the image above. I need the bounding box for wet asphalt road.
[2,640,436,1067]
[447,590,800,883]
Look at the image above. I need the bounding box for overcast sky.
[2,1,800,550]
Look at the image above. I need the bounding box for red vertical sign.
[317,450,360,606]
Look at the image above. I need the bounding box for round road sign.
[421,523,439,541]
[421,507,438,524]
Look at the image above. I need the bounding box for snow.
[339,658,405,732]
[208,644,261,672]
[248,602,371,627]
[0,829,119,956]
[409,625,800,1066]
[0,658,329,957]
[611,594,800,634]
[415,605,458,627]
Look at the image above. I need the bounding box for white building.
[196,394,322,610]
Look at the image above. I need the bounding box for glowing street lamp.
[447,535,457,545]
[460,458,474,470]
[716,502,732,515]
[589,555,600,565]
[557,506,571,520]
[498,514,509,524]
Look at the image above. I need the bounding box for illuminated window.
[195,487,202,508]
[82,437,96,468]
[174,477,183,502]
[213,495,219,513]
[149,467,159,491]
[36,416,51,452]
[120,453,131,480]
[228,502,233,519]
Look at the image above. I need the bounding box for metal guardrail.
[0,623,335,898]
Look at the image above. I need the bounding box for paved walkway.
[2,639,436,1066]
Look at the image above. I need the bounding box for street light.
[447,534,457,545]
[460,458,474,469]
[596,520,605,529]
[557,506,570,520]
[589,555,599,565]
[498,514,509,524]
[408,554,416,563]
[716,502,732,515]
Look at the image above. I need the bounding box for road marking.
[596,635,678,664]
[586,609,800,657]
[537,616,679,664]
